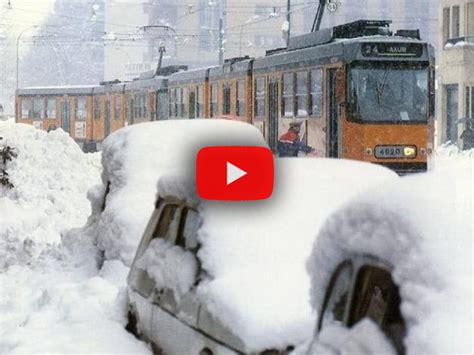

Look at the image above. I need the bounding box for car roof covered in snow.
[157,159,398,352]
[307,159,473,354]
[97,119,267,265]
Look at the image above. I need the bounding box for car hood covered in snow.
[307,158,473,354]
[158,159,398,352]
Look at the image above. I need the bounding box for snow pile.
[0,122,150,353]
[83,119,266,266]
[137,239,198,301]
[0,122,101,267]
[307,158,472,354]
[160,159,398,351]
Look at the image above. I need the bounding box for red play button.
[196,146,274,201]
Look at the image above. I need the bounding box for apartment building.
[437,0,474,146]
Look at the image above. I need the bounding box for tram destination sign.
[362,43,423,58]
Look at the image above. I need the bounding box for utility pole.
[218,0,225,65]
[286,0,291,47]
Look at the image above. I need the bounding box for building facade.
[437,0,474,147]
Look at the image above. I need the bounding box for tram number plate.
[375,146,405,158]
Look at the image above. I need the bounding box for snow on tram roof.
[16,85,98,95]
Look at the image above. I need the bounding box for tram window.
[197,85,204,118]
[176,89,182,117]
[114,95,121,120]
[282,73,294,117]
[237,80,245,116]
[254,77,265,118]
[223,84,231,115]
[296,71,308,117]
[182,87,188,118]
[94,97,100,120]
[210,84,218,117]
[33,98,43,119]
[76,97,87,121]
[21,98,33,119]
[45,98,56,119]
[310,69,323,117]
[169,89,176,118]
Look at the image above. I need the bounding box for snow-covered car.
[73,119,267,266]
[126,159,398,354]
[305,160,472,355]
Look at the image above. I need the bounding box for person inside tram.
[278,121,315,157]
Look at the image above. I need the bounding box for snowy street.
[0,121,472,354]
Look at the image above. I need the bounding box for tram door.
[327,69,339,158]
[104,97,111,137]
[60,97,71,134]
[268,78,279,153]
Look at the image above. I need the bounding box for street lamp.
[16,25,38,89]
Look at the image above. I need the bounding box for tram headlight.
[403,147,416,157]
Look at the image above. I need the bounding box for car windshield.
[348,63,429,123]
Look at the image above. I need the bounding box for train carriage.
[168,67,209,120]
[16,85,95,149]
[252,20,435,173]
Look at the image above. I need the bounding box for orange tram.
[16,20,435,174]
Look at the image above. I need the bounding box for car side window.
[320,262,353,330]
[176,208,200,251]
[152,204,180,244]
[349,266,405,354]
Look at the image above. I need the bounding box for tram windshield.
[347,63,429,123]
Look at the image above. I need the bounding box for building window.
[197,85,204,118]
[210,84,218,117]
[45,98,56,119]
[94,97,100,120]
[296,71,308,117]
[310,69,323,117]
[114,95,121,120]
[466,86,474,118]
[199,0,219,52]
[254,77,266,118]
[446,84,459,143]
[236,80,245,116]
[33,98,43,119]
[223,84,231,115]
[282,73,294,117]
[467,3,474,37]
[443,7,450,44]
[21,98,33,118]
[452,6,460,38]
[75,97,87,121]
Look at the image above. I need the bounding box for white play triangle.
[226,161,247,185]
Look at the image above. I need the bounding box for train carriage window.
[236,80,245,117]
[33,98,43,119]
[182,88,188,118]
[21,98,33,119]
[76,97,87,121]
[254,77,266,118]
[143,94,148,119]
[94,97,100,120]
[310,69,323,117]
[210,84,218,118]
[45,98,56,119]
[296,71,308,117]
[197,85,204,118]
[282,73,294,117]
[223,84,231,115]
[114,95,121,120]
[176,88,183,117]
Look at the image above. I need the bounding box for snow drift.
[307,157,473,354]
